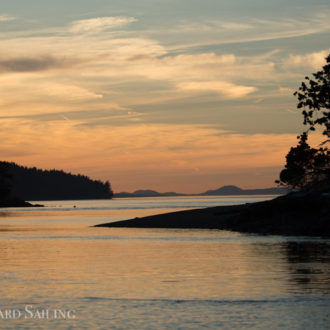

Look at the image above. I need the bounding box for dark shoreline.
[95,191,330,237]
[0,199,43,208]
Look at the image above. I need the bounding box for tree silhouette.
[278,133,329,188]
[277,54,330,189]
[0,161,113,201]
[0,162,12,200]
[294,54,330,144]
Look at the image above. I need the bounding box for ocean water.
[0,196,329,329]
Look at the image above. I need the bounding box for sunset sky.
[1,0,329,193]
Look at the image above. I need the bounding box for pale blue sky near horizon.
[0,0,329,192]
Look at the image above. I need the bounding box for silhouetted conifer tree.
[0,162,113,200]
[277,54,330,190]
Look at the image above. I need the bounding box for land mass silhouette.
[114,185,288,197]
[0,198,42,208]
[0,161,113,202]
[96,189,330,236]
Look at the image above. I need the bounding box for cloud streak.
[283,50,330,70]
[70,16,137,33]
[161,11,330,50]
[178,81,257,99]
[0,55,79,73]
[0,15,16,22]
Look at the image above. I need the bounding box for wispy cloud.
[0,74,104,115]
[283,50,330,70]
[0,15,16,22]
[70,16,137,33]
[178,81,257,99]
[0,55,79,73]
[160,11,330,51]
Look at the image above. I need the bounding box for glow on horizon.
[0,0,329,193]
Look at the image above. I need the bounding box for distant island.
[0,161,113,202]
[114,185,288,198]
[114,190,183,198]
[201,185,288,196]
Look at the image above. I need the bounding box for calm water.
[0,196,329,329]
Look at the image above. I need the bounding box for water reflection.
[0,226,329,328]
[284,241,330,293]
[246,239,330,295]
[1,198,329,328]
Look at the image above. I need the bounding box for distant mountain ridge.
[115,190,182,198]
[202,185,288,196]
[1,161,113,201]
[114,185,288,198]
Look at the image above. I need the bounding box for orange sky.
[1,117,325,193]
[1,2,329,193]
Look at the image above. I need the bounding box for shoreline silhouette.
[95,190,330,237]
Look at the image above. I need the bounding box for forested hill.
[1,161,113,201]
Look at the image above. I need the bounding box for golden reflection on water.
[0,206,329,302]
[0,204,329,328]
[0,208,182,226]
[0,225,300,302]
